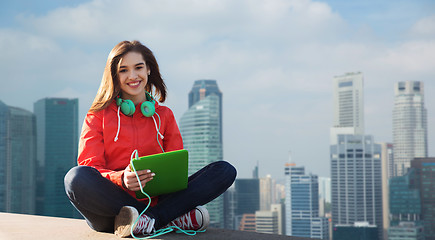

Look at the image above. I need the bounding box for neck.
[121,91,146,105]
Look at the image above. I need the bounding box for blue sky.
[1,0,434,180]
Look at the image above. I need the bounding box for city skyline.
[1,0,434,180]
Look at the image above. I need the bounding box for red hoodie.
[77,100,183,204]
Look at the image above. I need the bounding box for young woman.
[64,40,237,238]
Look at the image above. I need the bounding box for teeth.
[128,81,140,86]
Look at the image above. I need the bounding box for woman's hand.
[122,165,155,191]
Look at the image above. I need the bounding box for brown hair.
[89,40,167,112]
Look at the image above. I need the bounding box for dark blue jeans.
[64,161,236,233]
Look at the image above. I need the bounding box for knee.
[64,166,98,193]
[217,161,237,186]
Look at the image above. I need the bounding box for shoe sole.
[114,206,139,238]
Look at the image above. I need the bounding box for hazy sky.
[1,0,434,180]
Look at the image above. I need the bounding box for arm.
[161,107,183,152]
[77,111,125,188]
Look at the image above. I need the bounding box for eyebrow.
[119,62,145,69]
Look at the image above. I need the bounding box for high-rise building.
[330,72,384,239]
[188,79,223,143]
[234,178,260,219]
[330,134,383,239]
[380,142,394,239]
[34,98,79,218]
[259,175,275,211]
[285,163,329,239]
[392,81,427,177]
[223,185,237,230]
[0,101,36,214]
[410,157,435,240]
[179,80,224,228]
[330,72,364,144]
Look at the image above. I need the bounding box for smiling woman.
[63,40,237,238]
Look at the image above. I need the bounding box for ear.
[147,64,151,76]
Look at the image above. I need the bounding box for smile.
[127,81,141,87]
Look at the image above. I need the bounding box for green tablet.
[130,149,188,199]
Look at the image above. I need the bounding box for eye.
[119,69,127,73]
[136,66,143,70]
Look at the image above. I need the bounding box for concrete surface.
[0,212,312,240]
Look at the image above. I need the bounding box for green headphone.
[116,91,155,117]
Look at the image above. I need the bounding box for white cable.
[114,106,121,142]
[152,114,164,140]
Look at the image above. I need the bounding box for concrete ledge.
[0,212,313,240]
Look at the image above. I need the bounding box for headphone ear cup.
[141,101,155,117]
[120,99,135,116]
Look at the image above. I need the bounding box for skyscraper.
[330,72,383,239]
[235,178,260,218]
[285,163,329,239]
[0,101,36,214]
[380,142,394,240]
[34,98,79,218]
[330,72,364,144]
[259,174,274,211]
[188,79,223,144]
[179,80,224,228]
[392,81,427,177]
[330,135,383,239]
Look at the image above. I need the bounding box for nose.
[128,70,137,80]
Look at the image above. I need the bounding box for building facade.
[388,222,424,240]
[410,157,435,240]
[285,163,329,239]
[330,72,364,144]
[389,169,421,227]
[234,178,260,224]
[0,101,36,214]
[179,80,224,228]
[255,210,279,234]
[330,134,383,239]
[259,174,275,211]
[381,142,394,239]
[392,81,427,177]
[34,98,79,218]
[333,222,378,240]
[188,79,223,144]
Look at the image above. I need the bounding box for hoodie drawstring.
[114,106,121,142]
[114,106,164,150]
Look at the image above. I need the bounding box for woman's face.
[117,51,149,103]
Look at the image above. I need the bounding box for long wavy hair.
[89,40,167,112]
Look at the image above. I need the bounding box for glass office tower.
[0,101,36,214]
[285,163,329,239]
[34,98,79,218]
[180,80,224,228]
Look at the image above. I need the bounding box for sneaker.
[167,206,210,231]
[114,206,156,237]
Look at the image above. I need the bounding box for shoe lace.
[173,212,195,230]
[134,215,155,235]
